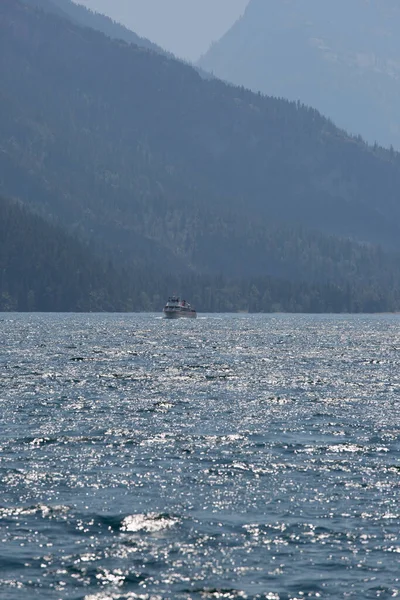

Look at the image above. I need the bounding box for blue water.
[0,313,399,599]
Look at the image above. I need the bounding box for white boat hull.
[163,310,197,319]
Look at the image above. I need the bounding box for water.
[0,313,399,600]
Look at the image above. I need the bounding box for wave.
[120,513,179,533]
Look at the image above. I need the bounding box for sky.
[74,0,249,61]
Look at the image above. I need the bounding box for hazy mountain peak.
[199,0,400,149]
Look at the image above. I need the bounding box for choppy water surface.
[0,313,399,600]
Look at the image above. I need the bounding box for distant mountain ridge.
[199,0,400,149]
[2,0,400,311]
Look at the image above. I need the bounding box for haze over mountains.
[73,0,249,60]
[199,0,400,149]
[2,0,400,312]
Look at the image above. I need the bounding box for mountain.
[199,0,400,150]
[21,0,170,56]
[2,0,400,312]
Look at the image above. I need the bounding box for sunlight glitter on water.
[0,313,399,599]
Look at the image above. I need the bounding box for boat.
[163,296,197,319]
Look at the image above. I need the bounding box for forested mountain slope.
[1,0,400,312]
[199,0,400,149]
[2,195,399,313]
[0,195,138,311]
